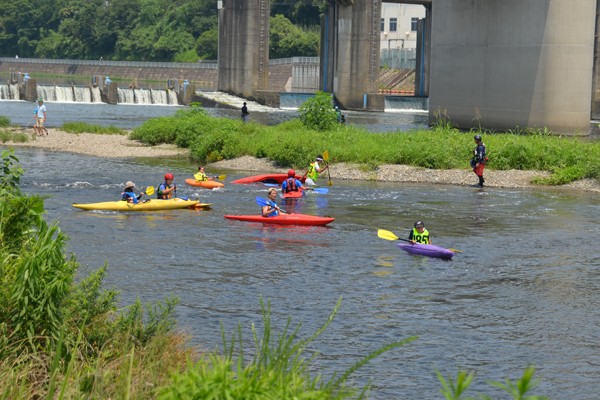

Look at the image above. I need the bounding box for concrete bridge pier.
[218,0,270,100]
[321,0,384,111]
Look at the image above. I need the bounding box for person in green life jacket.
[334,106,341,122]
[194,166,216,182]
[122,181,144,204]
[304,155,329,186]
[157,173,176,199]
[262,188,288,217]
[409,220,431,245]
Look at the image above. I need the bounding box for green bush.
[298,91,338,131]
[0,116,10,127]
[62,122,126,135]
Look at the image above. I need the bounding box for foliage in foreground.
[131,106,600,185]
[61,122,127,135]
[0,116,10,127]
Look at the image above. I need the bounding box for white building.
[380,3,426,50]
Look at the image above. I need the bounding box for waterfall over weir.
[0,83,20,100]
[36,85,102,103]
[117,88,179,105]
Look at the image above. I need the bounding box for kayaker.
[194,166,216,182]
[409,220,431,245]
[281,169,308,194]
[122,181,144,204]
[304,155,329,186]
[262,188,287,217]
[157,173,176,199]
[472,134,488,188]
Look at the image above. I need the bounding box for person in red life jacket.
[281,169,308,194]
[262,188,288,217]
[157,173,176,199]
[409,220,431,245]
[122,181,144,204]
[472,134,488,188]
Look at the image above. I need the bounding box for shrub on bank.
[131,108,600,185]
[0,116,10,127]
[62,122,127,135]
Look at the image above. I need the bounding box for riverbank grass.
[62,122,127,135]
[130,105,600,185]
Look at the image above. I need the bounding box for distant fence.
[380,49,416,70]
[0,56,321,69]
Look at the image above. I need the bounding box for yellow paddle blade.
[323,151,329,162]
[218,175,227,181]
[448,249,463,253]
[377,229,399,241]
[329,180,332,186]
[145,186,155,195]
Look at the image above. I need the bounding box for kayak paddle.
[323,151,332,187]
[256,197,290,214]
[145,186,155,196]
[218,175,226,181]
[309,188,329,194]
[377,229,462,252]
[264,183,280,187]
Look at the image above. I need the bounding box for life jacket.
[473,143,487,164]
[411,228,430,244]
[265,199,279,217]
[307,162,319,180]
[122,191,138,204]
[283,177,298,193]
[157,183,172,199]
[194,172,207,181]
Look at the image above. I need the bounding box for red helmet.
[165,173,174,180]
[288,169,295,177]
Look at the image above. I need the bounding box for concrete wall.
[429,0,596,133]
[0,62,218,89]
[292,64,319,91]
[218,0,270,99]
[331,0,383,110]
[591,0,600,119]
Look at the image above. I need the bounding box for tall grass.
[0,131,30,143]
[130,108,600,185]
[62,122,127,135]
[0,116,10,127]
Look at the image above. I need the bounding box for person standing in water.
[472,134,488,188]
[241,102,249,122]
[304,155,329,186]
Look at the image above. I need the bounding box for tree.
[270,14,319,59]
[195,27,217,60]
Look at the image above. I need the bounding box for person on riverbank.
[157,173,176,199]
[194,166,216,182]
[472,134,488,188]
[34,99,46,137]
[334,106,341,122]
[281,169,308,194]
[33,108,49,136]
[241,102,249,122]
[122,181,144,204]
[409,220,431,245]
[304,155,329,186]
[262,188,287,217]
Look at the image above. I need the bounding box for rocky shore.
[1,127,188,158]
[209,155,600,193]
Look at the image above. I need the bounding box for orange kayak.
[185,178,224,189]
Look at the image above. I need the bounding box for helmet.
[288,169,296,177]
[414,220,425,228]
[474,134,482,141]
[316,155,324,161]
[165,173,174,180]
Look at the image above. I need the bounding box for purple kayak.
[396,243,455,259]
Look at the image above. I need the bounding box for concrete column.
[429,0,596,134]
[591,0,600,119]
[218,0,270,99]
[101,81,118,104]
[178,83,196,106]
[24,78,36,101]
[414,7,431,97]
[92,76,103,87]
[331,0,382,110]
[319,11,335,93]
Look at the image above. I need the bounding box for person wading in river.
[241,102,249,122]
[472,134,488,188]
[304,155,329,186]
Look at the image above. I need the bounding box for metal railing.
[380,49,416,70]
[0,57,219,70]
[0,56,321,68]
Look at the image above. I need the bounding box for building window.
[411,18,418,32]
[381,18,385,32]
[389,18,397,32]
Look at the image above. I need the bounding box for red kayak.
[282,190,304,199]
[231,174,306,185]
[224,214,334,226]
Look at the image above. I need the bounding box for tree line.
[0,0,325,62]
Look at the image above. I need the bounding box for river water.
[6,146,600,399]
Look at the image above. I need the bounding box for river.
[5,146,600,399]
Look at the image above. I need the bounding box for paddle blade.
[323,151,329,162]
[218,175,227,181]
[448,249,463,253]
[264,183,279,187]
[256,197,269,207]
[328,180,333,187]
[313,188,329,194]
[377,229,399,241]
[145,186,155,195]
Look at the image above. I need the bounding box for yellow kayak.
[73,199,207,211]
